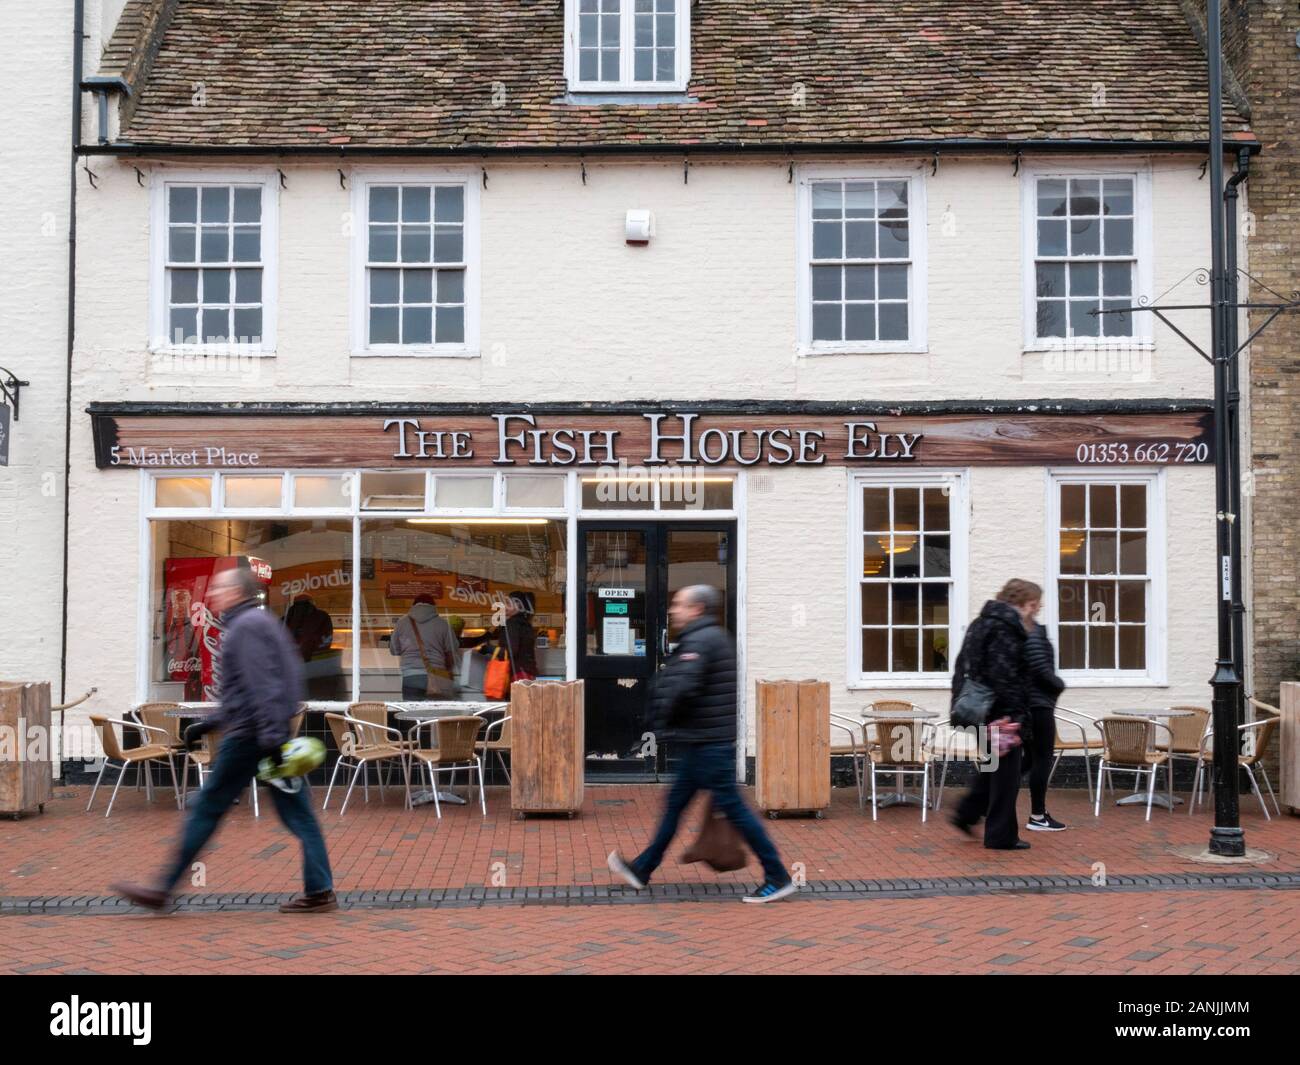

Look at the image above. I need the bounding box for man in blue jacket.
[112,566,337,913]
[607,585,794,903]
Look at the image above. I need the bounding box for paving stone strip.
[2,871,1298,915]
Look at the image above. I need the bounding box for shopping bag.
[681,797,747,873]
[483,646,512,699]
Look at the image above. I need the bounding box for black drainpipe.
[61,0,84,703]
[1224,148,1250,703]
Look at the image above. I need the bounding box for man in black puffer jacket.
[607,585,794,903]
[950,580,1038,850]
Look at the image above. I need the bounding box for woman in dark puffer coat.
[949,580,1038,850]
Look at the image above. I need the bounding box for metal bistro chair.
[1154,705,1211,799]
[405,715,487,818]
[928,719,983,813]
[475,714,513,784]
[178,727,263,817]
[130,701,187,794]
[865,716,935,822]
[87,715,181,817]
[1094,717,1172,821]
[829,713,866,807]
[323,711,408,815]
[1046,707,1105,802]
[1189,711,1282,821]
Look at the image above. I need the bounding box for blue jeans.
[164,735,334,895]
[631,743,788,886]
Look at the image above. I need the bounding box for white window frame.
[796,164,929,357]
[563,0,691,93]
[148,168,279,355]
[349,168,481,358]
[1021,162,1154,353]
[1044,468,1167,687]
[847,469,968,689]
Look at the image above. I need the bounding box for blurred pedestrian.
[1024,598,1067,831]
[111,566,337,913]
[607,585,794,903]
[949,579,1037,850]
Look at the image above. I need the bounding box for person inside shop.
[606,584,795,904]
[284,595,334,663]
[948,579,1037,850]
[389,594,461,700]
[475,590,538,684]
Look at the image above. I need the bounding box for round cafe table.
[390,701,508,807]
[860,706,939,809]
[1110,707,1197,809]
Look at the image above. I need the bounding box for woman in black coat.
[949,579,1038,850]
[1024,611,1067,831]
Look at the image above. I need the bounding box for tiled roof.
[99,0,1253,150]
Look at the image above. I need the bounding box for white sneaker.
[607,851,646,890]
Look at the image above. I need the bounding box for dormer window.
[565,0,690,92]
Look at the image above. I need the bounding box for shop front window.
[355,517,568,700]
[148,518,353,702]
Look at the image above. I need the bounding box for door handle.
[660,628,670,657]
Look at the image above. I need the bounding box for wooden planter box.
[0,681,53,819]
[1280,682,1299,816]
[755,679,830,817]
[510,679,584,818]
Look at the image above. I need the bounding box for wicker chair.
[130,702,187,796]
[1189,713,1282,820]
[1156,705,1211,794]
[405,716,487,818]
[1045,707,1104,801]
[1094,717,1171,821]
[475,714,513,784]
[323,711,407,815]
[864,715,934,822]
[87,715,181,816]
[348,702,416,750]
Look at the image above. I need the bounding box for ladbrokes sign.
[90,405,1214,469]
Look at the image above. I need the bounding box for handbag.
[409,619,454,691]
[950,623,996,727]
[681,797,747,873]
[483,646,512,699]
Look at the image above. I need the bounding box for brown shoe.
[110,881,172,912]
[278,890,339,914]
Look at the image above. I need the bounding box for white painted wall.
[59,152,1225,748]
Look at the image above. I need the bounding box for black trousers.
[956,744,1023,848]
[1027,708,1056,816]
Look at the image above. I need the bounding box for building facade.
[44,0,1269,778]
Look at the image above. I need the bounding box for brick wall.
[1222,2,1300,703]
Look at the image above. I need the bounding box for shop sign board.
[91,406,1214,470]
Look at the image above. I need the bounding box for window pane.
[171,268,199,304]
[811,183,842,218]
[1069,299,1100,337]
[1090,483,1118,527]
[1069,178,1101,215]
[294,475,352,509]
[892,628,919,673]
[1061,484,1086,528]
[369,225,398,262]
[861,583,888,625]
[812,303,841,341]
[892,583,919,626]
[435,186,464,224]
[1087,580,1117,625]
[433,226,463,263]
[1037,179,1067,217]
[844,304,875,341]
[200,186,230,223]
[1037,262,1065,298]
[1103,179,1133,215]
[634,48,653,81]
[863,488,890,531]
[877,180,908,218]
[1120,483,1146,528]
[435,477,494,509]
[401,226,432,263]
[844,182,873,218]
[370,306,399,344]
[233,307,262,341]
[894,488,920,530]
[437,269,465,304]
[200,228,229,263]
[1069,262,1099,297]
[923,487,949,531]
[924,535,951,578]
[203,268,230,304]
[1037,219,1067,256]
[201,307,228,342]
[156,477,211,508]
[404,268,434,304]
[920,583,949,625]
[1118,626,1145,670]
[1105,263,1136,297]
[402,186,431,223]
[862,536,886,577]
[360,471,426,510]
[435,306,465,344]
[169,307,197,344]
[862,629,888,672]
[402,306,433,345]
[1088,626,1116,669]
[922,629,950,672]
[1104,218,1133,256]
[1070,217,1101,256]
[224,476,282,509]
[234,268,262,303]
[169,226,197,262]
[1119,530,1147,575]
[878,264,907,300]
[370,186,399,222]
[1037,300,1066,337]
[1090,532,1118,575]
[1059,529,1086,574]
[878,304,908,341]
[504,475,565,509]
[169,186,197,223]
[1059,580,1086,622]
[1101,301,1133,337]
[812,265,842,301]
[845,221,874,258]
[812,221,842,259]
[878,220,909,259]
[233,187,261,223]
[370,268,400,304]
[891,534,920,579]
[232,226,260,262]
[1059,626,1086,669]
[1118,581,1145,623]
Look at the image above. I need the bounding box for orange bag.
[483,646,511,700]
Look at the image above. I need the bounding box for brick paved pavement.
[2,783,1295,974]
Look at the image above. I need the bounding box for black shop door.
[577,521,738,781]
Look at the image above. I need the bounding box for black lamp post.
[1205,0,1246,857]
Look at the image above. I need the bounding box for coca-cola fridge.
[163,556,272,701]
